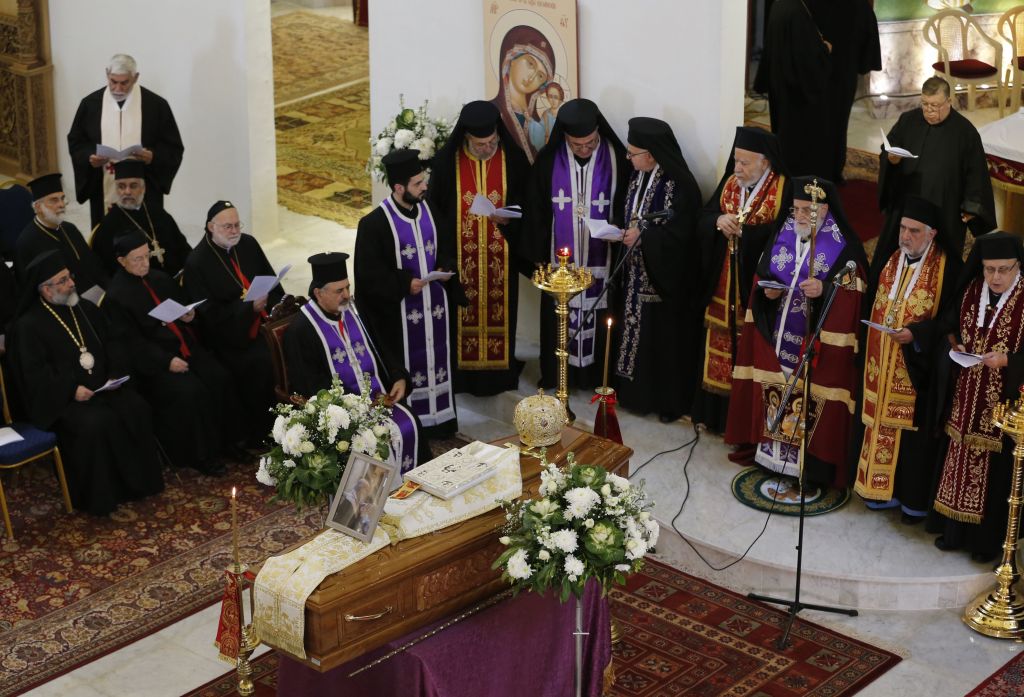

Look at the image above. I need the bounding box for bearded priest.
[284,252,424,473]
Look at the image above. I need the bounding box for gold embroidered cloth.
[855,246,945,500]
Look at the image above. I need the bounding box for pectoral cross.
[149,240,166,265]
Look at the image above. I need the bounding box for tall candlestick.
[231,487,239,569]
[602,317,613,388]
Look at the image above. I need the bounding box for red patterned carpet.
[183,558,900,697]
[966,651,1024,697]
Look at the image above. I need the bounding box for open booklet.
[469,194,522,219]
[757,279,790,291]
[148,299,204,324]
[949,349,984,368]
[245,264,291,302]
[861,319,900,335]
[420,270,455,283]
[585,218,623,242]
[80,285,105,306]
[94,376,130,393]
[880,129,918,159]
[96,144,144,160]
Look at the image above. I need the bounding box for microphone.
[833,260,857,285]
[640,209,674,222]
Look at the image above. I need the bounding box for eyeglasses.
[982,262,1019,276]
[42,272,74,288]
[921,99,950,113]
[625,150,649,160]
[789,206,816,216]
[216,222,244,231]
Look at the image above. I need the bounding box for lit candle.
[602,317,613,388]
[231,487,239,569]
[558,247,571,259]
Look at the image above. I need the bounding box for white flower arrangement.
[367,95,453,182]
[494,452,657,601]
[256,378,392,510]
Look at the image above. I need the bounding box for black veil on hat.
[955,230,1024,296]
[731,126,788,176]
[16,249,68,317]
[307,251,349,296]
[534,98,626,162]
[626,117,696,188]
[790,175,868,274]
[868,194,951,286]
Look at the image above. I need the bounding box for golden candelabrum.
[532,247,594,420]
[228,489,260,695]
[963,391,1024,638]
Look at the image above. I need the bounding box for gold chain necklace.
[40,299,95,373]
[33,218,81,261]
[204,236,247,299]
[121,203,167,265]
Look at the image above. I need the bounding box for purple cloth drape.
[276,581,610,697]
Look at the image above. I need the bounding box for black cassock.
[754,0,832,178]
[10,298,162,515]
[875,109,996,278]
[15,219,109,292]
[91,205,192,278]
[67,86,184,227]
[104,268,237,469]
[182,235,284,444]
[354,202,463,439]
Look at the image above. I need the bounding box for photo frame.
[326,452,398,542]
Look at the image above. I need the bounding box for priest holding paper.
[527,99,628,390]
[182,201,284,445]
[853,196,959,522]
[355,150,463,439]
[876,77,995,276]
[283,252,424,473]
[66,54,184,227]
[428,101,531,396]
[104,233,237,475]
[9,250,163,515]
[930,232,1024,563]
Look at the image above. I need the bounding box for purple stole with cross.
[300,300,420,473]
[550,138,616,367]
[379,197,455,427]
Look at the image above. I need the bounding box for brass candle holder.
[532,247,593,421]
[963,390,1024,638]
[227,488,260,695]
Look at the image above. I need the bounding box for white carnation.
[506,549,533,580]
[563,487,601,520]
[282,459,297,469]
[393,128,415,149]
[281,424,308,457]
[606,473,630,492]
[272,415,288,444]
[539,464,566,497]
[643,518,660,546]
[538,549,551,561]
[352,428,377,454]
[422,122,437,139]
[255,459,276,486]
[564,554,585,582]
[411,137,434,159]
[549,529,578,554]
[625,537,647,561]
[374,137,393,156]
[325,404,350,432]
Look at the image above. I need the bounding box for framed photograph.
[326,452,398,542]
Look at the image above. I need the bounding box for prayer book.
[96,144,144,160]
[757,279,790,291]
[244,264,291,302]
[949,350,984,368]
[420,270,455,283]
[403,444,499,500]
[585,218,624,241]
[80,285,105,305]
[881,129,918,159]
[148,299,204,324]
[0,427,24,447]
[861,319,900,335]
[94,376,130,393]
[469,194,522,219]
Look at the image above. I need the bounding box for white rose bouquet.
[493,452,658,602]
[367,95,452,181]
[256,378,393,511]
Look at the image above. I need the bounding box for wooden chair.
[924,9,1005,115]
[260,294,307,405]
[0,363,73,540]
[998,5,1024,112]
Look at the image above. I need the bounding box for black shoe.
[934,535,960,552]
[900,512,925,526]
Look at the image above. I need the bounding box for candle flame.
[607,317,613,328]
[231,486,236,498]
[558,247,570,257]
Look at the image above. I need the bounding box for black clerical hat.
[792,176,832,202]
[627,117,672,150]
[308,252,349,294]
[556,99,598,138]
[27,173,63,201]
[459,101,500,137]
[206,200,235,225]
[900,195,940,230]
[25,250,67,287]
[382,149,424,186]
[977,231,1023,260]
[113,159,146,180]
[113,232,150,257]
[733,126,771,155]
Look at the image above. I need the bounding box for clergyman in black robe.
[875,77,996,280]
[754,0,833,178]
[66,54,183,227]
[428,100,531,396]
[182,201,284,446]
[15,173,109,295]
[104,233,237,475]
[613,118,703,422]
[90,160,192,278]
[9,250,162,515]
[526,99,629,391]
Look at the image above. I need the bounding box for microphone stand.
[748,265,859,649]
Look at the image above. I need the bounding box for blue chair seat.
[0,423,59,466]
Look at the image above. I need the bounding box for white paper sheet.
[949,350,984,368]
[881,129,918,159]
[757,279,791,291]
[0,426,24,447]
[468,194,522,219]
[585,218,623,241]
[147,299,204,323]
[420,270,455,283]
[80,285,105,305]
[94,375,130,393]
[861,319,900,335]
[96,144,143,160]
[244,264,291,302]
